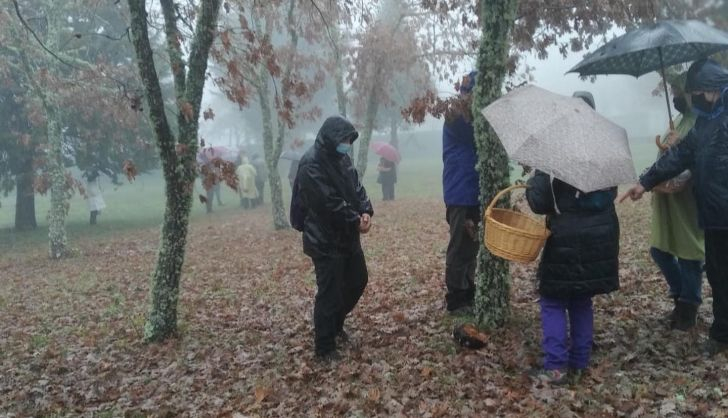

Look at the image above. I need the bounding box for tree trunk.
[256,68,288,229]
[144,174,191,340]
[269,108,287,231]
[389,115,399,149]
[16,46,67,255]
[355,84,380,176]
[128,0,221,342]
[332,26,347,118]
[14,154,36,231]
[46,109,68,259]
[472,0,518,329]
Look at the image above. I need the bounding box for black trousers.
[706,229,728,343]
[381,182,395,201]
[312,250,368,355]
[240,197,253,209]
[445,205,480,311]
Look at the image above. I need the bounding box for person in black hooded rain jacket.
[622,58,728,356]
[296,116,374,361]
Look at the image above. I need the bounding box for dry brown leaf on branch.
[203,107,215,121]
[122,159,138,182]
[180,101,194,122]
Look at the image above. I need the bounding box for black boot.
[673,301,698,331]
[90,210,98,225]
[666,296,679,327]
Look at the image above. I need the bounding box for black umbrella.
[568,20,728,126]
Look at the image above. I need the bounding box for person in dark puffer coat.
[524,92,620,385]
[526,171,619,384]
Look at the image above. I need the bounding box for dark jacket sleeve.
[355,168,374,216]
[526,171,555,215]
[640,130,696,191]
[299,162,361,227]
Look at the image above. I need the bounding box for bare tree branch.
[11,0,77,69]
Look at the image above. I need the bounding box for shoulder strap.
[549,174,561,215]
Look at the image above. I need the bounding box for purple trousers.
[539,296,593,370]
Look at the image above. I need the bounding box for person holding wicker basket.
[648,86,704,332]
[524,93,620,386]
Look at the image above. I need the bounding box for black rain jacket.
[297,116,373,258]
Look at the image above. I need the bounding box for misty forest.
[2,0,728,416]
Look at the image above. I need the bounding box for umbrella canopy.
[568,20,728,125]
[568,20,728,77]
[481,85,637,193]
[370,141,401,163]
[196,146,238,165]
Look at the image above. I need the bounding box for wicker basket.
[484,185,550,263]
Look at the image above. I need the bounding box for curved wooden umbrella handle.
[655,135,669,152]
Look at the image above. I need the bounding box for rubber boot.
[673,301,698,331]
[665,296,679,327]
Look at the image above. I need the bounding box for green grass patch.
[0,137,656,255]
[29,333,49,351]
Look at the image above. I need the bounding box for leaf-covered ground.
[1,197,727,417]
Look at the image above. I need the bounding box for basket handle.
[485,184,527,216]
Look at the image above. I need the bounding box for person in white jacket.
[236,156,258,209]
[84,171,106,225]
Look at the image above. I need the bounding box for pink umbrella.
[196,146,238,165]
[369,141,401,164]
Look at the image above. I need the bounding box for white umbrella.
[481,85,637,193]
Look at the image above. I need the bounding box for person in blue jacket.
[442,71,480,314]
[622,58,728,356]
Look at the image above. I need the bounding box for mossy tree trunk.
[331,25,348,118]
[355,80,381,176]
[471,0,518,329]
[45,110,68,258]
[389,115,399,149]
[14,152,37,231]
[14,11,69,257]
[261,0,297,230]
[127,0,222,342]
[256,65,288,230]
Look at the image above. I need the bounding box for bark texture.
[472,0,518,329]
[128,0,221,342]
[14,152,37,231]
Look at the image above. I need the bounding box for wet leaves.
[1,198,728,416]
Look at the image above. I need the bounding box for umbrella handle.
[655,135,670,152]
[486,184,527,216]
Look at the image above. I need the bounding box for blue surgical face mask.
[336,143,351,154]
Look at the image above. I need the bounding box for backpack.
[289,172,306,232]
